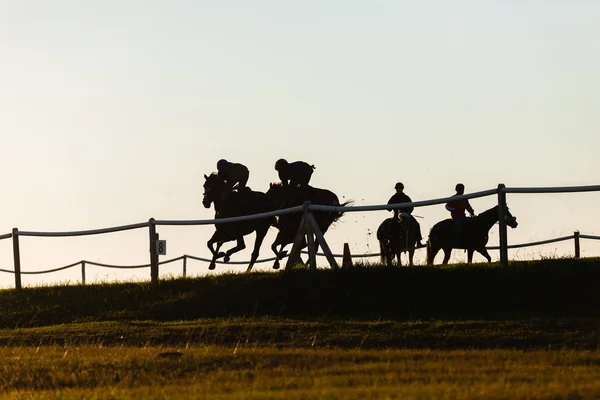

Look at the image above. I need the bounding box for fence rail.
[2,183,599,290]
[1,232,598,284]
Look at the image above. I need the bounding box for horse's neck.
[211,193,231,213]
[475,207,499,232]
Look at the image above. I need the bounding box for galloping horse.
[202,173,276,271]
[426,205,518,265]
[377,213,420,266]
[266,182,350,269]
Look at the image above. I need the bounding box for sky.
[0,1,599,288]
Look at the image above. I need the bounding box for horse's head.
[266,182,286,208]
[505,206,518,228]
[202,173,224,209]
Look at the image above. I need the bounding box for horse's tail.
[332,200,353,224]
[379,240,387,264]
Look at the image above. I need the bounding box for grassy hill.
[1,258,599,329]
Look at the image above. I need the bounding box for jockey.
[387,182,425,248]
[274,159,315,191]
[216,159,250,193]
[445,183,475,219]
[446,183,475,245]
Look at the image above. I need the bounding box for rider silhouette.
[387,182,425,248]
[216,159,250,193]
[274,159,315,193]
[445,183,475,246]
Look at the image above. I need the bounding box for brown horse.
[266,182,350,269]
[426,205,518,265]
[377,213,420,266]
[202,173,276,271]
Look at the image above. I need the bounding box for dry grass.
[2,346,600,399]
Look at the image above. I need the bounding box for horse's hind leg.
[247,227,269,272]
[207,232,226,270]
[396,251,402,267]
[426,241,440,266]
[408,249,415,266]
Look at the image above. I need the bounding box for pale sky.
[1,1,599,288]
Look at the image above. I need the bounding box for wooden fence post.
[305,212,339,270]
[81,261,86,285]
[497,184,508,267]
[149,218,159,284]
[12,228,21,291]
[574,231,580,259]
[285,216,307,270]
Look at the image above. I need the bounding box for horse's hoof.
[224,255,231,263]
[209,264,216,270]
[273,263,280,270]
[277,250,288,260]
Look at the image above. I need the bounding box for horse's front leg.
[271,234,288,270]
[477,248,492,263]
[442,248,452,265]
[467,249,474,263]
[396,251,402,267]
[222,237,246,263]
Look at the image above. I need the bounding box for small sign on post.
[156,239,166,255]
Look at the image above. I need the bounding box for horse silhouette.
[426,204,518,265]
[266,182,350,269]
[202,173,276,271]
[377,214,420,266]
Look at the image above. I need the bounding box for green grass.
[1,318,599,350]
[1,258,600,328]
[1,258,600,399]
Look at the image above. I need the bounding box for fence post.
[81,261,86,285]
[149,218,159,284]
[12,228,21,291]
[574,231,580,259]
[497,184,508,267]
[183,255,187,278]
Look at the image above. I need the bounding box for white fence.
[1,183,599,290]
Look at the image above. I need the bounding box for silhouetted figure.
[216,159,250,193]
[386,182,425,248]
[427,204,518,265]
[274,159,315,192]
[445,183,475,245]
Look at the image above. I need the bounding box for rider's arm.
[466,200,475,216]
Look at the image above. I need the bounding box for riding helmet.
[217,159,228,170]
[274,159,288,171]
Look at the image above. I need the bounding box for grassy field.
[1,258,600,399]
[3,346,600,399]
